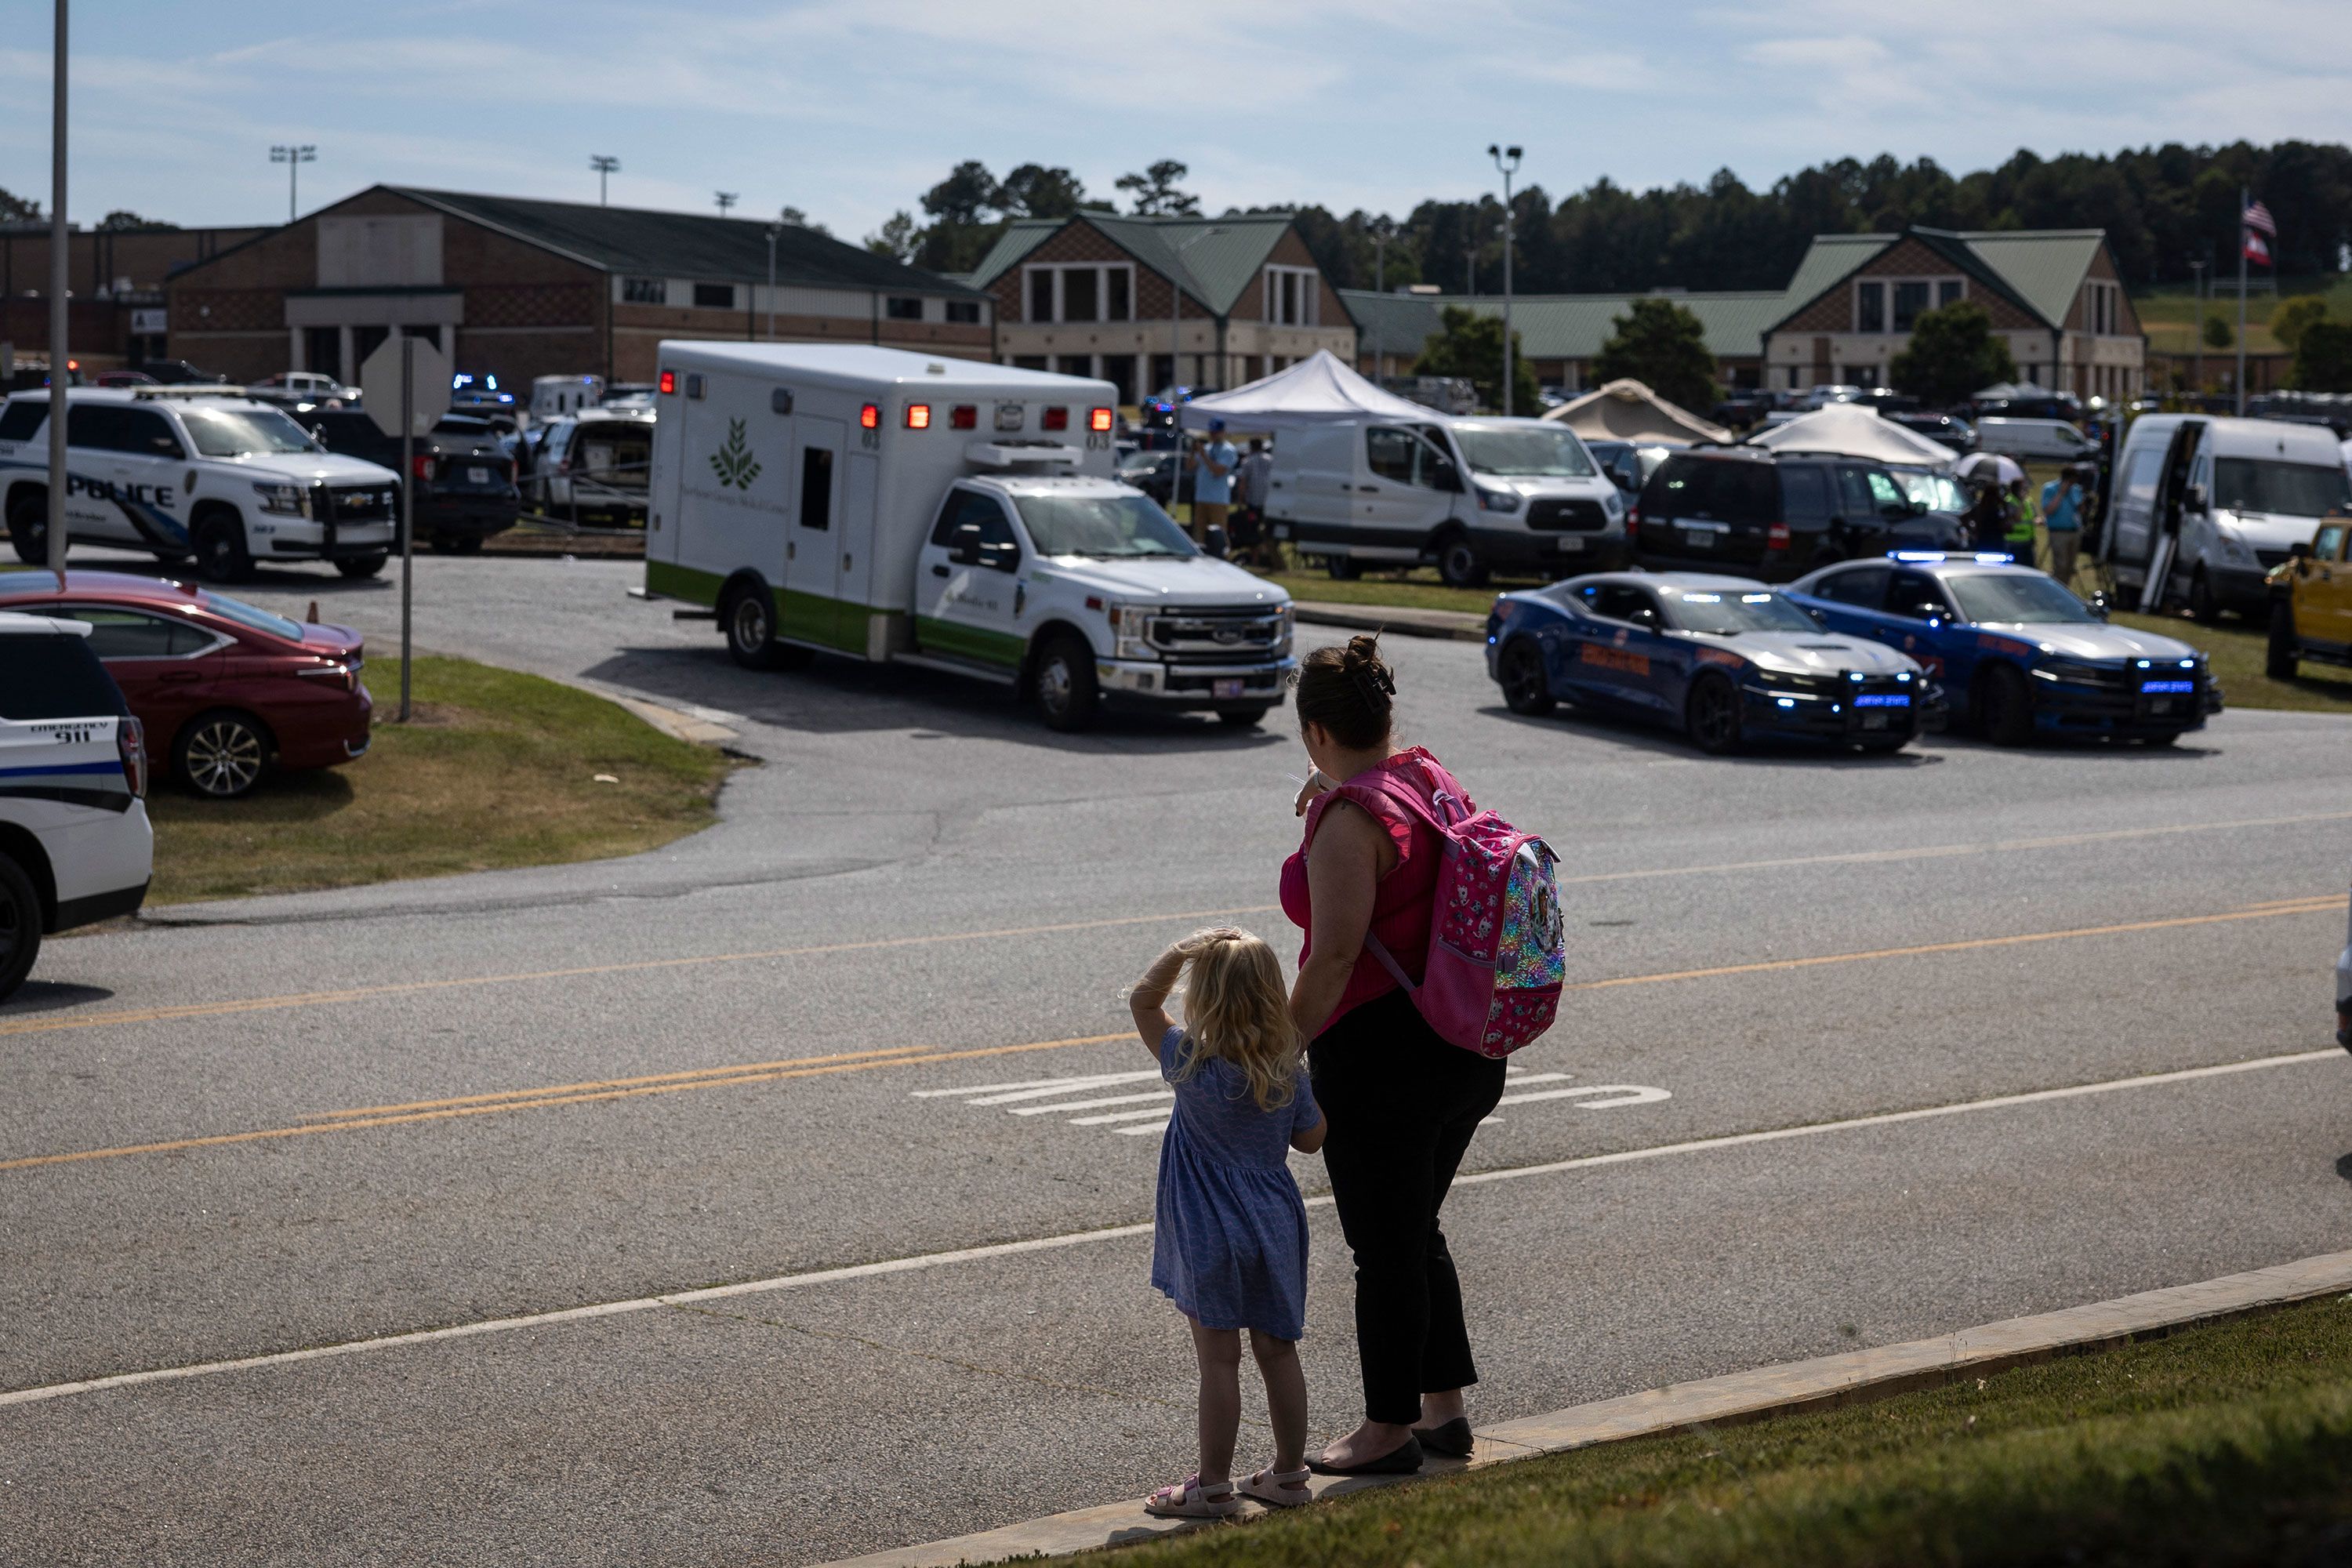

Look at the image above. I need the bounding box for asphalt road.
[6,549,2351,1566]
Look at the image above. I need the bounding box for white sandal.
[1238,1465,1313,1508]
[1144,1474,1241,1519]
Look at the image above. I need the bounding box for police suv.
[0,388,401,583]
[0,612,153,1002]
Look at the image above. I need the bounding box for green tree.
[98,209,171,230]
[1414,306,1539,415]
[1116,160,1200,216]
[2203,312,2234,350]
[777,205,829,237]
[2290,319,2352,391]
[1888,300,2018,406]
[2271,294,2328,351]
[0,186,36,223]
[996,164,1089,220]
[865,212,920,263]
[920,161,1000,227]
[1590,298,1717,412]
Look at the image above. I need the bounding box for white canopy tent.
[1747,405,1957,467]
[1176,350,1436,432]
[1540,378,1729,445]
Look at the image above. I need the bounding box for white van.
[530,374,604,422]
[2103,413,2352,619]
[0,387,401,582]
[1265,416,1626,586]
[1974,416,2097,462]
[644,343,1294,731]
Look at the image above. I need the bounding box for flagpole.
[2235,186,2247,416]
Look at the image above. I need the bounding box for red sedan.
[0,570,369,798]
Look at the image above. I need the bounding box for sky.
[4,0,2350,242]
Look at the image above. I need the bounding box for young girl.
[1129,927,1327,1519]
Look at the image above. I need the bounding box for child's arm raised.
[1127,942,1187,1056]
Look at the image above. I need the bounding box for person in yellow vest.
[2004,478,2038,558]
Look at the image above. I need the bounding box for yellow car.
[2266,512,2352,680]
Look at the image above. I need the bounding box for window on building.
[1063,269,1099,322]
[694,282,736,310]
[885,296,924,321]
[1893,281,1930,332]
[1857,281,1885,332]
[623,277,666,304]
[1022,263,1135,324]
[946,300,981,324]
[1107,270,1130,321]
[1938,279,1963,307]
[1264,266,1319,327]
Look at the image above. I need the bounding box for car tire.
[1033,633,1101,732]
[429,535,460,555]
[5,489,48,565]
[193,514,253,583]
[1978,664,2034,747]
[1436,533,1489,589]
[1218,706,1270,730]
[174,709,272,800]
[1684,673,1743,754]
[1498,639,1555,717]
[0,851,40,1004]
[2188,567,2221,623]
[451,533,485,555]
[721,581,788,671]
[1324,554,1360,582]
[2267,602,2301,681]
[334,554,387,579]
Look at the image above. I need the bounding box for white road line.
[1067,1107,1178,1127]
[1112,1124,1167,1138]
[1498,1073,1573,1090]
[1495,1085,1672,1109]
[5,1047,2332,1413]
[1008,1091,1172,1117]
[909,1069,1152,1100]
[964,1073,1165,1106]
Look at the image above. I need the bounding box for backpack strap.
[1362,932,1417,994]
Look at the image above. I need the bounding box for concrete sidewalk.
[818,1247,2352,1567]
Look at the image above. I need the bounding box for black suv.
[1630,448,1962,582]
[301,411,521,553]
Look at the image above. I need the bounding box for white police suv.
[0,387,401,583]
[0,611,153,1001]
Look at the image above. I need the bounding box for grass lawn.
[145,655,734,904]
[1116,1294,2352,1568]
[2132,273,2352,356]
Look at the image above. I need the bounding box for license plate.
[1553,536,1584,553]
[1680,527,1713,549]
[1213,679,1246,699]
[2147,698,2174,715]
[466,465,488,484]
[1860,712,1889,731]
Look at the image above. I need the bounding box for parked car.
[0,571,370,798]
[1973,416,2098,462]
[0,611,152,999]
[1484,572,1934,754]
[136,359,228,387]
[1853,387,1920,414]
[529,406,655,526]
[1800,384,1864,410]
[1788,552,2218,746]
[300,409,521,553]
[245,371,358,411]
[93,369,159,389]
[1117,449,1196,508]
[2264,514,2352,681]
[1711,390,1776,430]
[1629,448,1961,582]
[1585,439,1676,497]
[1889,412,1975,452]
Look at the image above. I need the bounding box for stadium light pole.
[47,0,67,586]
[1488,143,1522,417]
[270,143,315,223]
[765,221,782,339]
[590,154,619,205]
[714,191,737,216]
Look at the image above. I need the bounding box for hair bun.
[1341,635,1396,702]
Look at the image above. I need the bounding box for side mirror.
[2290,540,2314,560]
[2183,483,2208,514]
[1430,456,1461,492]
[948,522,985,567]
[2086,590,2111,621]
[1805,605,1828,626]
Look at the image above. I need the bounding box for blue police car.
[1485,572,1934,753]
[1786,552,2221,746]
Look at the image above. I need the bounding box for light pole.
[46,0,67,586]
[714,191,737,216]
[1488,143,1522,417]
[2188,257,2206,395]
[270,143,315,223]
[764,221,782,339]
[1370,216,1392,385]
[590,154,619,205]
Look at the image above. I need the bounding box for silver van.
[1974,416,2098,462]
[2103,413,2352,618]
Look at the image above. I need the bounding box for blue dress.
[1149,1026,1319,1340]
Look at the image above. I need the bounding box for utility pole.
[2188,257,2205,397]
[714,191,737,216]
[47,0,68,587]
[765,222,782,339]
[1371,217,1391,385]
[2235,186,2248,415]
[1489,143,1522,417]
[270,143,315,223]
[590,155,619,206]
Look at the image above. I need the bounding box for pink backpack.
[1356,762,1564,1058]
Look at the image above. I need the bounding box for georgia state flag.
[2245,231,2272,266]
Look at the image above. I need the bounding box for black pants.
[1308,989,1507,1425]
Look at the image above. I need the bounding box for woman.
[1282,635,1506,1475]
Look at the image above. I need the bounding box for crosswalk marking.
[1069,1106,1178,1127]
[909,1069,1156,1100]
[964,1072,1165,1106]
[1010,1091,1173,1117]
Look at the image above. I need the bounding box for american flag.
[2244,200,2277,237]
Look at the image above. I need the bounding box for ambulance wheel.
[5,490,47,564]
[0,851,38,1004]
[334,554,387,579]
[1499,639,1555,717]
[1978,664,2034,747]
[722,581,786,670]
[1436,533,1490,589]
[2267,603,2301,681]
[1684,672,1743,755]
[1218,706,1270,729]
[1323,554,1360,581]
[193,514,253,583]
[1034,634,1100,731]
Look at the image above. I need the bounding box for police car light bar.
[1886,550,2015,564]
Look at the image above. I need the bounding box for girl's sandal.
[1144,1475,1241,1519]
[1238,1466,1313,1508]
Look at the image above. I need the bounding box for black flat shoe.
[1414,1417,1473,1458]
[1307,1432,1424,1476]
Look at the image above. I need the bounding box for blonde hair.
[1172,928,1301,1112]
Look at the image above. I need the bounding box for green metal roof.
[1951,230,2107,328]
[1341,289,1788,361]
[969,212,1296,316]
[1777,234,1896,317]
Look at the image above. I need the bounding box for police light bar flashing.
[1886,550,2015,564]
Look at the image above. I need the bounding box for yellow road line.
[0,904,1282,1041]
[303,1043,941,1120]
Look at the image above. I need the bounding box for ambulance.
[642,343,1296,731]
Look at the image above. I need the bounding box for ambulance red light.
[859,404,879,430]
[949,405,978,430]
[1088,407,1113,433]
[905,403,931,430]
[658,370,677,395]
[1042,406,1069,431]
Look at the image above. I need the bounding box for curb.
[815,1247,2352,1568]
[1292,601,1486,643]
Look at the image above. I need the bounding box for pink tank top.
[1279,748,1461,1036]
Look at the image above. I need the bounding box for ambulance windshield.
[1014,492,1199,559]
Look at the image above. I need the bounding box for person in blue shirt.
[1191,418,1239,550]
[2040,466,2089,587]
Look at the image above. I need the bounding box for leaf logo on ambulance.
[709,419,761,490]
